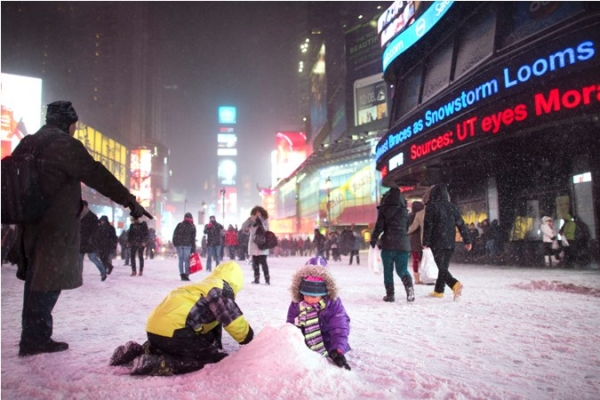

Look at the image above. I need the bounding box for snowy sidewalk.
[2,255,600,399]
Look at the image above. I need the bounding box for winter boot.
[180,274,186,281]
[265,275,270,285]
[183,274,190,281]
[383,284,395,302]
[130,354,160,375]
[356,255,360,265]
[252,274,260,284]
[401,275,415,303]
[131,270,137,276]
[138,270,143,276]
[452,281,463,301]
[109,341,143,366]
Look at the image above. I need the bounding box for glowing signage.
[380,2,415,48]
[272,131,307,185]
[130,148,153,208]
[74,124,128,185]
[218,106,236,124]
[218,133,237,156]
[1,73,42,159]
[376,38,599,163]
[383,0,454,72]
[218,158,237,186]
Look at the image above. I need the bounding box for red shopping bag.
[189,252,203,274]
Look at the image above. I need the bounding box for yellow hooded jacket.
[146,261,252,345]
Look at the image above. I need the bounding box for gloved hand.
[127,198,153,219]
[329,349,351,370]
[370,240,377,249]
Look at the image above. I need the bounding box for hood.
[290,264,338,302]
[411,201,424,213]
[99,215,109,224]
[429,183,450,202]
[207,261,244,295]
[377,188,406,218]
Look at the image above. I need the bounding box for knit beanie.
[299,276,328,296]
[305,256,327,267]
[184,212,193,220]
[46,101,79,133]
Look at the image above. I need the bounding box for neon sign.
[382,0,454,72]
[377,38,599,163]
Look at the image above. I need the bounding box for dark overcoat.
[12,126,134,291]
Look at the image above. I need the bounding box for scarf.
[295,299,327,356]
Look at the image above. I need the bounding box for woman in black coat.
[370,188,414,303]
[127,217,149,276]
[422,183,472,300]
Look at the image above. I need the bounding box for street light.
[325,177,331,230]
[220,188,226,223]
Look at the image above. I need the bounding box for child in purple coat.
[286,257,352,370]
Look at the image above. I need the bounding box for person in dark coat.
[78,201,107,281]
[172,212,197,281]
[10,100,149,357]
[96,215,118,276]
[313,229,326,258]
[119,230,130,265]
[422,183,472,300]
[203,215,224,272]
[370,188,414,303]
[128,216,149,276]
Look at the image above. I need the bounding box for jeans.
[79,252,106,276]
[21,263,61,346]
[206,245,222,271]
[177,246,192,275]
[381,250,410,286]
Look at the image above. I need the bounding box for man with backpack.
[8,101,150,357]
[203,215,224,272]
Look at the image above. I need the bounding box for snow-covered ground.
[2,252,600,399]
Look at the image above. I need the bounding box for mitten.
[329,349,351,371]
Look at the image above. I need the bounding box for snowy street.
[2,253,600,399]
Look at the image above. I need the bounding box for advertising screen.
[377,32,600,180]
[380,1,415,47]
[218,158,237,186]
[218,106,236,125]
[130,148,153,207]
[74,124,128,185]
[354,73,389,126]
[1,73,42,158]
[273,131,307,183]
[217,133,237,156]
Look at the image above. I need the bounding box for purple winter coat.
[286,297,351,354]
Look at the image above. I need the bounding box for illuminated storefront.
[376,1,600,265]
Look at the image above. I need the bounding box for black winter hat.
[46,101,79,132]
[184,212,193,220]
[99,215,109,223]
[299,277,328,296]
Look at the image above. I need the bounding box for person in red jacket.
[224,225,239,260]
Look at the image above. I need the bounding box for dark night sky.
[1,2,302,216]
[152,2,300,211]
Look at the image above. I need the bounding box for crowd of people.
[1,100,592,378]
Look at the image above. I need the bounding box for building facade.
[375,1,600,265]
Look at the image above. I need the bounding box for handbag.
[189,252,203,274]
[419,248,438,284]
[368,246,382,274]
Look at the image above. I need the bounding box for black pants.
[130,246,145,272]
[349,250,359,264]
[98,249,113,273]
[431,248,457,294]
[252,255,270,283]
[21,264,61,346]
[147,327,225,375]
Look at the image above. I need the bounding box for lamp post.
[220,188,226,223]
[325,177,331,230]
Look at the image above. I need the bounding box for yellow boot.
[429,291,443,298]
[452,282,463,300]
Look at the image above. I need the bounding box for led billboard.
[217,133,238,156]
[218,106,237,124]
[273,131,308,183]
[74,124,128,185]
[130,148,153,207]
[218,158,237,186]
[1,73,42,159]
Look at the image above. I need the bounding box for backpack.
[253,221,279,250]
[1,134,59,224]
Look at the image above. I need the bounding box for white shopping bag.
[419,248,438,284]
[368,246,382,275]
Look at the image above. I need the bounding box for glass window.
[501,2,584,48]
[454,7,497,80]
[422,38,454,103]
[394,65,422,121]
